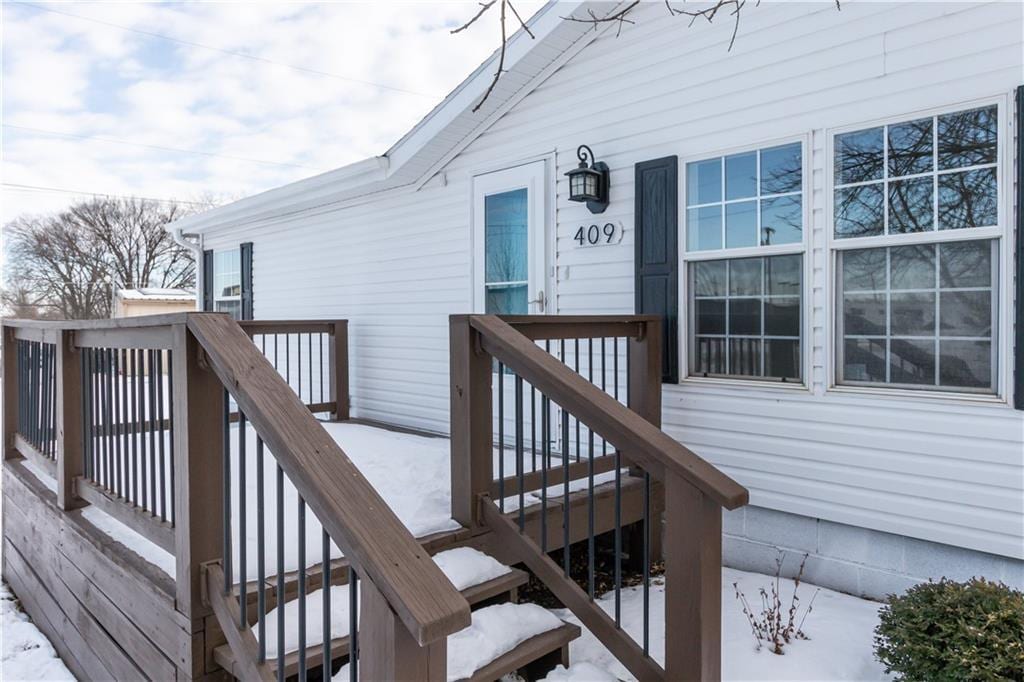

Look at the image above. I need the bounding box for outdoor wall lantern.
[565,144,609,214]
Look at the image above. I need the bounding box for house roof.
[116,288,195,302]
[169,1,619,236]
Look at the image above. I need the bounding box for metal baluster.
[308,332,313,406]
[588,338,595,598]
[148,350,157,510]
[614,338,622,626]
[285,334,291,388]
[497,362,504,513]
[273,333,279,376]
[574,339,580,462]
[601,338,607,456]
[515,374,524,532]
[80,349,89,479]
[297,332,303,403]
[562,406,570,578]
[168,351,175,525]
[257,437,267,663]
[106,349,115,491]
[222,390,232,594]
[298,497,307,681]
[541,394,549,554]
[276,462,285,682]
[238,411,247,626]
[39,344,47,454]
[319,333,325,405]
[643,471,651,656]
[137,349,147,510]
[157,350,166,520]
[530,384,536,473]
[322,529,331,677]
[121,350,130,502]
[349,568,358,682]
[114,349,122,491]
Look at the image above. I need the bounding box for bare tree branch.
[451,1,496,35]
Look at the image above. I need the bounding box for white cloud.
[0,0,546,232]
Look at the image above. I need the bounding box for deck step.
[214,549,528,678]
[331,603,581,682]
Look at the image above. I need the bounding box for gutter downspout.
[171,226,204,311]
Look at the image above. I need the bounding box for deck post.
[171,320,224,624]
[360,577,447,681]
[329,320,350,421]
[449,315,493,528]
[627,317,662,428]
[627,317,664,563]
[2,325,18,462]
[55,329,86,510]
[664,474,722,681]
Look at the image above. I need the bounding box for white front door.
[473,160,548,315]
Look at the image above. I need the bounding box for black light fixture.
[565,144,609,214]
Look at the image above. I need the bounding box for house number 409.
[574,222,622,247]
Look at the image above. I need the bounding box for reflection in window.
[484,188,528,314]
[213,249,242,320]
[690,254,802,381]
[838,239,996,392]
[834,105,998,238]
[686,143,802,251]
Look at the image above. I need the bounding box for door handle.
[528,290,546,313]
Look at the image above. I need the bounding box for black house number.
[574,222,620,247]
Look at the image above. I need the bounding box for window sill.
[676,375,809,393]
[824,383,1008,407]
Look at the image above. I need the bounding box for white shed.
[169,1,1024,598]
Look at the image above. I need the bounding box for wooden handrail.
[468,314,748,510]
[186,313,470,646]
[498,314,660,340]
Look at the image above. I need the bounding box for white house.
[168,0,1024,599]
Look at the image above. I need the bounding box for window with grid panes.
[833,105,999,392]
[685,142,805,382]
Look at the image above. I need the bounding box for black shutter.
[634,156,679,383]
[201,249,214,312]
[240,242,254,320]
[1015,86,1024,409]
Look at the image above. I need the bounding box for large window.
[213,248,242,319]
[684,142,805,383]
[833,104,1000,393]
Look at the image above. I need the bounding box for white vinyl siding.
[201,1,1023,559]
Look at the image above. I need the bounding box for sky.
[0,0,547,228]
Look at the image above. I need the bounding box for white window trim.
[212,247,241,312]
[824,94,1013,404]
[678,133,813,391]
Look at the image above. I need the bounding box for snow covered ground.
[546,567,889,681]
[1,582,75,682]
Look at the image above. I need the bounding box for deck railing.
[450,314,749,681]
[2,313,465,681]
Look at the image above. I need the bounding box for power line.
[13,1,442,99]
[2,124,326,171]
[1,182,213,207]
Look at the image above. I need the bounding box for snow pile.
[258,547,512,658]
[553,567,888,681]
[541,662,619,681]
[332,602,566,682]
[1,583,75,682]
[445,603,565,681]
[432,547,511,591]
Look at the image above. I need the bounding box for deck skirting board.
[2,460,202,679]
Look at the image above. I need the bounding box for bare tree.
[455,0,841,112]
[3,196,208,319]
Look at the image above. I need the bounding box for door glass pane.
[485,284,528,315]
[484,189,528,284]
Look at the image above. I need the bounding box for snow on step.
[258,547,511,658]
[332,602,568,682]
[541,662,620,681]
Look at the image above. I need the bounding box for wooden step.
[459,622,580,682]
[214,569,528,678]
